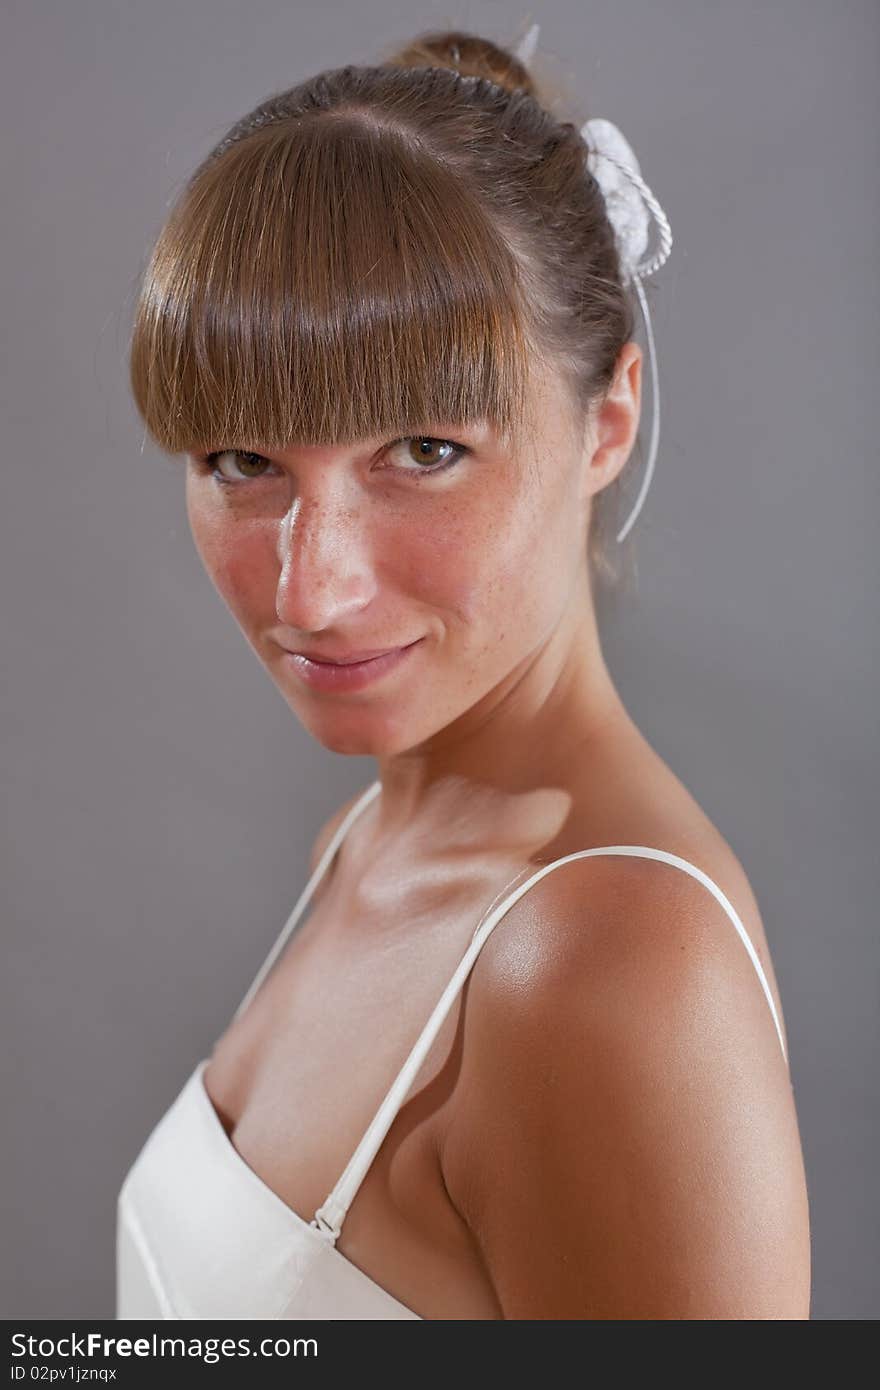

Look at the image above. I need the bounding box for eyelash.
[194,437,469,487]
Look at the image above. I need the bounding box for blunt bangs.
[129,117,536,457]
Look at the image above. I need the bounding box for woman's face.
[185,350,640,757]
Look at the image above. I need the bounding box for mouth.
[290,645,414,666]
[282,638,424,693]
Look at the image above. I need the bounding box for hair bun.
[381,29,537,99]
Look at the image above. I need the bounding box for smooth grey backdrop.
[2,0,877,1320]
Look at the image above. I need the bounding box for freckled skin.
[185,347,644,815]
[187,343,812,1317]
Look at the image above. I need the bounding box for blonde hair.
[129,28,640,588]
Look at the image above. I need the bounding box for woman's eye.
[384,437,468,476]
[192,436,468,487]
[196,450,272,484]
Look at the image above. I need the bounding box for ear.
[579,342,643,501]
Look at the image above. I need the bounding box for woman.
[117,28,810,1320]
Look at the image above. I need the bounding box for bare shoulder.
[307,784,374,878]
[443,849,811,1319]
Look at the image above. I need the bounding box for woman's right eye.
[194,450,273,485]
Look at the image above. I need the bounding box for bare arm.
[447,857,811,1319]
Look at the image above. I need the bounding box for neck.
[371,565,630,838]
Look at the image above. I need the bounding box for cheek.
[212,537,273,623]
[187,495,274,625]
[400,481,556,635]
[396,518,482,617]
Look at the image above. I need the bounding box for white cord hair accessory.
[514,23,673,543]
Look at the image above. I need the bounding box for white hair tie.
[514,23,673,543]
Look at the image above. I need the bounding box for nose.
[275,494,377,632]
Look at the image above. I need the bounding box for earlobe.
[582,343,643,501]
[577,426,624,506]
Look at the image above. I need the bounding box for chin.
[283,700,419,759]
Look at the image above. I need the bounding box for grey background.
[2,0,877,1321]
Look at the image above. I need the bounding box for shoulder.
[463,843,791,1077]
[443,850,810,1318]
[308,783,375,877]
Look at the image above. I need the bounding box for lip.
[283,639,423,692]
[292,645,407,666]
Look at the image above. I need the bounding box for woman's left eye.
[383,437,469,476]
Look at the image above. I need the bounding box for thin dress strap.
[311,835,788,1243]
[231,780,381,1023]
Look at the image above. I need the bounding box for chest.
[201,866,514,1318]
